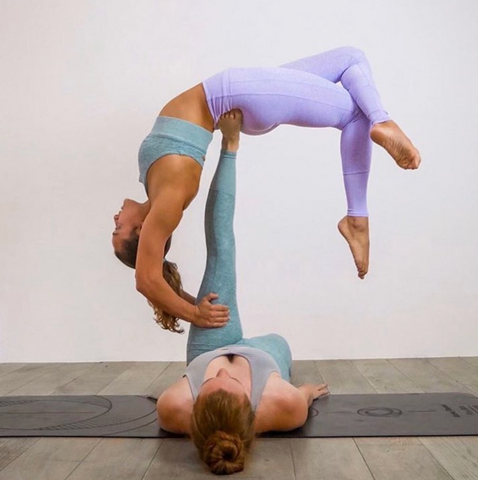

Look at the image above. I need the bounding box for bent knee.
[339,46,367,63]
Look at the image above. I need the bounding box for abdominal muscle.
[147,85,213,203]
[159,84,215,132]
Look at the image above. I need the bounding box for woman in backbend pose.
[112,46,421,331]
[156,111,329,475]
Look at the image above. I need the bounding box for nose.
[114,214,119,222]
[216,368,230,378]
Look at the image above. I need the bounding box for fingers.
[211,304,229,313]
[198,293,230,326]
[212,319,229,327]
[212,310,229,320]
[204,292,219,302]
[316,383,330,398]
[204,313,229,328]
[204,293,229,313]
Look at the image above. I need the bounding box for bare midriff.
[159,84,215,132]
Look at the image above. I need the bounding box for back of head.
[115,234,173,270]
[190,390,255,475]
[114,231,140,269]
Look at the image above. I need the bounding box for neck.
[138,200,151,220]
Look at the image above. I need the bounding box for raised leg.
[280,46,421,169]
[280,46,390,125]
[187,150,243,364]
[223,67,373,278]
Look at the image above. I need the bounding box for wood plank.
[315,360,376,394]
[53,362,135,395]
[240,439,296,480]
[146,362,185,399]
[143,438,296,479]
[0,364,63,396]
[98,362,169,395]
[0,365,27,379]
[0,438,99,480]
[355,437,421,446]
[290,361,324,387]
[66,439,162,480]
[357,440,454,480]
[420,437,478,480]
[0,438,39,470]
[428,358,478,395]
[291,438,374,480]
[389,359,475,394]
[9,363,94,396]
[352,359,422,394]
[463,357,478,367]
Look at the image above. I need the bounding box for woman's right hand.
[193,293,230,328]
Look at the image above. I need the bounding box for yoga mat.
[0,393,477,438]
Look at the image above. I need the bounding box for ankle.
[346,216,368,230]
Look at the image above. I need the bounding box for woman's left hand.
[305,383,329,399]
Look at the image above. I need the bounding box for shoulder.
[254,377,308,433]
[156,377,193,434]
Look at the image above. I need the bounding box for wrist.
[188,304,199,325]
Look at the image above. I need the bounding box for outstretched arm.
[136,111,242,329]
[135,159,230,328]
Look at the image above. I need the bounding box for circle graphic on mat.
[308,407,319,418]
[0,396,158,435]
[357,407,402,417]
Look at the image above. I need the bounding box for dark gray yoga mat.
[0,393,477,438]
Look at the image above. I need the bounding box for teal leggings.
[186,151,292,381]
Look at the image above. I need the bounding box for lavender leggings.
[202,47,390,217]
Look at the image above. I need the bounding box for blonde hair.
[190,390,255,475]
[115,232,185,332]
[148,259,184,333]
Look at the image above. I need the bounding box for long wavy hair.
[115,234,184,333]
[190,390,255,475]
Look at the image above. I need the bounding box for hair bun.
[204,431,245,474]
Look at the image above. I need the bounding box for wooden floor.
[0,358,477,479]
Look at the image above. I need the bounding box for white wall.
[1,0,477,362]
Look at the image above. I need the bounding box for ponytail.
[148,236,185,333]
[148,258,184,333]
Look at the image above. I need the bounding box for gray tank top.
[184,345,281,411]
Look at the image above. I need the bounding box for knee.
[339,46,367,63]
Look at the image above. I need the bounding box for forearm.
[181,289,197,305]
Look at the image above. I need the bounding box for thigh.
[279,47,359,83]
[238,334,293,381]
[228,67,358,134]
[187,304,243,365]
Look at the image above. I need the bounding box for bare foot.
[218,109,243,151]
[370,120,421,170]
[338,216,370,279]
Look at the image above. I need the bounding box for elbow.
[135,277,149,296]
[156,395,188,434]
[135,272,158,297]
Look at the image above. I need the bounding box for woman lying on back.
[156,111,328,475]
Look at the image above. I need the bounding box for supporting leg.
[187,151,243,364]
